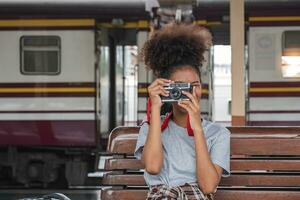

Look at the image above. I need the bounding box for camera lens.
[170,87,182,100]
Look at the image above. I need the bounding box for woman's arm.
[193,128,223,194]
[179,88,223,194]
[141,78,170,175]
[141,106,164,175]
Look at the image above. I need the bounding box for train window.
[20,36,61,75]
[281,31,300,78]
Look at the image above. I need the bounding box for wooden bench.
[101,126,300,200]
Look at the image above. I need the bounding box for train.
[248,24,300,125]
[0,0,300,188]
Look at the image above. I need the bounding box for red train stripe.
[0,120,96,146]
[0,82,96,97]
[0,82,95,87]
[0,92,95,98]
[250,82,300,87]
[249,21,300,26]
[0,26,95,30]
[0,110,94,113]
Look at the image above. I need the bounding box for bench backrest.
[104,126,300,187]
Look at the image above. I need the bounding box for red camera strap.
[146,99,194,136]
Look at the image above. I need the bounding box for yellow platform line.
[207,21,222,26]
[249,16,300,22]
[195,20,207,25]
[0,87,95,93]
[0,19,95,27]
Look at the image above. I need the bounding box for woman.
[134,23,230,200]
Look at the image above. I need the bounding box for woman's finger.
[149,88,163,96]
[182,91,198,107]
[149,85,165,92]
[148,79,171,89]
[178,101,190,112]
[178,101,193,113]
[151,85,170,94]
[150,88,169,97]
[179,100,197,112]
[149,85,169,96]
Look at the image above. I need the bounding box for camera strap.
[146,99,194,136]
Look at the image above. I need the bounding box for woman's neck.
[172,108,187,128]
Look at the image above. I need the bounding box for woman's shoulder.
[139,115,167,126]
[138,115,169,134]
[202,119,230,139]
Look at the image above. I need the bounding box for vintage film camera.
[161,82,192,102]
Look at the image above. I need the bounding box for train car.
[0,20,144,187]
[0,18,100,187]
[0,0,147,188]
[247,17,300,126]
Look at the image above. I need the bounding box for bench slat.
[101,189,300,200]
[231,138,300,155]
[221,174,300,186]
[228,126,300,134]
[104,158,143,170]
[231,159,300,171]
[109,135,300,155]
[107,127,139,152]
[103,174,300,187]
[107,126,300,153]
[104,158,300,171]
[110,134,137,154]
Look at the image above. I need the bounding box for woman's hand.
[142,78,170,175]
[148,78,170,109]
[178,87,202,131]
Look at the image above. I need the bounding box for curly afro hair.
[141,22,212,78]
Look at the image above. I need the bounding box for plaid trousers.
[146,182,214,200]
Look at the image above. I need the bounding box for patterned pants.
[146,183,214,200]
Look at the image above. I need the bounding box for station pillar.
[137,31,153,124]
[230,0,246,126]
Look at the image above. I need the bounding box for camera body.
[161,82,192,102]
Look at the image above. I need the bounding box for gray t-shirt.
[134,117,230,188]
